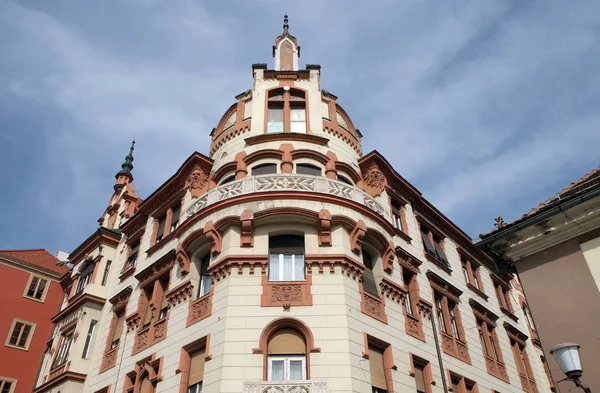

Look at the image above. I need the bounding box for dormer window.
[266,88,307,133]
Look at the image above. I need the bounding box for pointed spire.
[115,140,135,180]
[283,13,289,34]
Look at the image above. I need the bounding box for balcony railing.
[186,174,387,219]
[243,381,328,393]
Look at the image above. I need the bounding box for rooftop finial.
[283,13,289,34]
[116,140,135,180]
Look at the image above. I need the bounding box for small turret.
[114,140,135,192]
[273,14,300,71]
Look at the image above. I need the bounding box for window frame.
[252,163,278,176]
[23,274,49,302]
[75,260,96,295]
[81,319,97,359]
[267,355,307,381]
[419,224,449,270]
[197,254,212,298]
[5,319,36,351]
[0,377,17,393]
[268,235,306,282]
[101,260,112,286]
[295,163,322,176]
[265,87,308,134]
[52,328,75,368]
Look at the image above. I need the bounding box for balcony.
[243,381,328,393]
[186,174,387,218]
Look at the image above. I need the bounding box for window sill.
[466,283,488,300]
[146,231,176,257]
[4,343,29,351]
[425,254,452,274]
[261,276,312,308]
[500,307,519,322]
[119,266,136,281]
[23,295,46,303]
[395,228,412,243]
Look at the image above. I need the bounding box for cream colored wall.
[580,234,600,292]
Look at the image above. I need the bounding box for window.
[82,320,97,359]
[157,277,169,320]
[522,303,535,332]
[0,379,15,393]
[492,279,513,314]
[75,261,95,295]
[296,163,321,176]
[434,294,461,340]
[362,250,379,297]
[267,328,307,381]
[268,235,305,281]
[110,312,125,349]
[6,320,35,350]
[142,286,155,330]
[411,355,433,393]
[392,203,403,232]
[449,373,478,393]
[127,240,140,270]
[461,257,483,292]
[220,175,236,185]
[509,338,537,392]
[197,254,212,298]
[170,204,181,233]
[475,317,506,381]
[25,276,47,300]
[53,329,74,368]
[101,261,111,286]
[368,344,388,393]
[155,214,167,243]
[402,270,414,315]
[267,105,284,133]
[420,227,448,265]
[337,174,353,185]
[252,163,278,176]
[188,348,206,393]
[266,88,307,133]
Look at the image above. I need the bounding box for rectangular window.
[101,261,111,286]
[434,295,447,334]
[127,241,140,270]
[421,228,447,263]
[111,312,125,349]
[156,215,167,243]
[170,204,181,233]
[290,107,306,133]
[369,346,388,393]
[362,251,379,297]
[75,262,95,295]
[448,301,460,340]
[53,329,74,367]
[450,373,478,393]
[158,278,169,320]
[494,282,513,313]
[6,320,34,349]
[198,255,212,298]
[392,203,403,232]
[268,355,306,381]
[268,235,305,282]
[188,348,206,393]
[26,276,48,300]
[82,320,97,359]
[402,270,413,315]
[411,355,432,393]
[0,379,15,393]
[267,105,284,133]
[142,287,154,329]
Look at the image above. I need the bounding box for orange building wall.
[0,263,63,393]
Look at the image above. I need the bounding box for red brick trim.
[318,209,332,246]
[186,289,213,327]
[51,294,106,323]
[360,288,388,324]
[261,275,313,308]
[176,335,212,393]
[362,333,397,393]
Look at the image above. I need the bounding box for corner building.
[34,19,555,393]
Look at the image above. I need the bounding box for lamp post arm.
[574,379,591,393]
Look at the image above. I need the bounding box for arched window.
[269,235,305,281]
[267,88,307,133]
[267,328,307,381]
[296,163,321,176]
[220,174,236,185]
[337,174,353,185]
[252,163,278,176]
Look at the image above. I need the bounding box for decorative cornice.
[209,254,269,281]
[109,286,132,312]
[68,227,121,265]
[51,294,106,323]
[125,312,140,332]
[469,299,499,327]
[395,246,423,274]
[134,250,176,288]
[417,298,433,320]
[33,371,86,393]
[504,322,528,346]
[379,277,407,304]
[165,280,194,307]
[305,254,364,279]
[426,270,463,303]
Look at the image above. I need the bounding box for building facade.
[34,18,554,393]
[0,249,67,393]
[478,166,600,392]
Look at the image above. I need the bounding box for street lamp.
[550,343,591,393]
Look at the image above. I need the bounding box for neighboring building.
[0,249,67,393]
[478,166,600,393]
[33,17,554,393]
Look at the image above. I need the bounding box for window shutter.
[140,376,153,393]
[188,349,206,386]
[421,231,436,255]
[434,241,447,263]
[113,313,124,341]
[267,328,306,354]
[144,298,153,325]
[414,364,426,393]
[362,252,379,297]
[369,347,387,390]
[160,290,169,310]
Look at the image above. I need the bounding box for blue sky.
[1,0,599,254]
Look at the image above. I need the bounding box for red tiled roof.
[481,164,600,238]
[0,248,68,276]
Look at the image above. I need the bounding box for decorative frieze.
[187,291,213,327]
[379,277,407,304]
[360,291,387,324]
[166,280,194,307]
[261,275,312,308]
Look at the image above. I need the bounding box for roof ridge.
[0,248,47,253]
